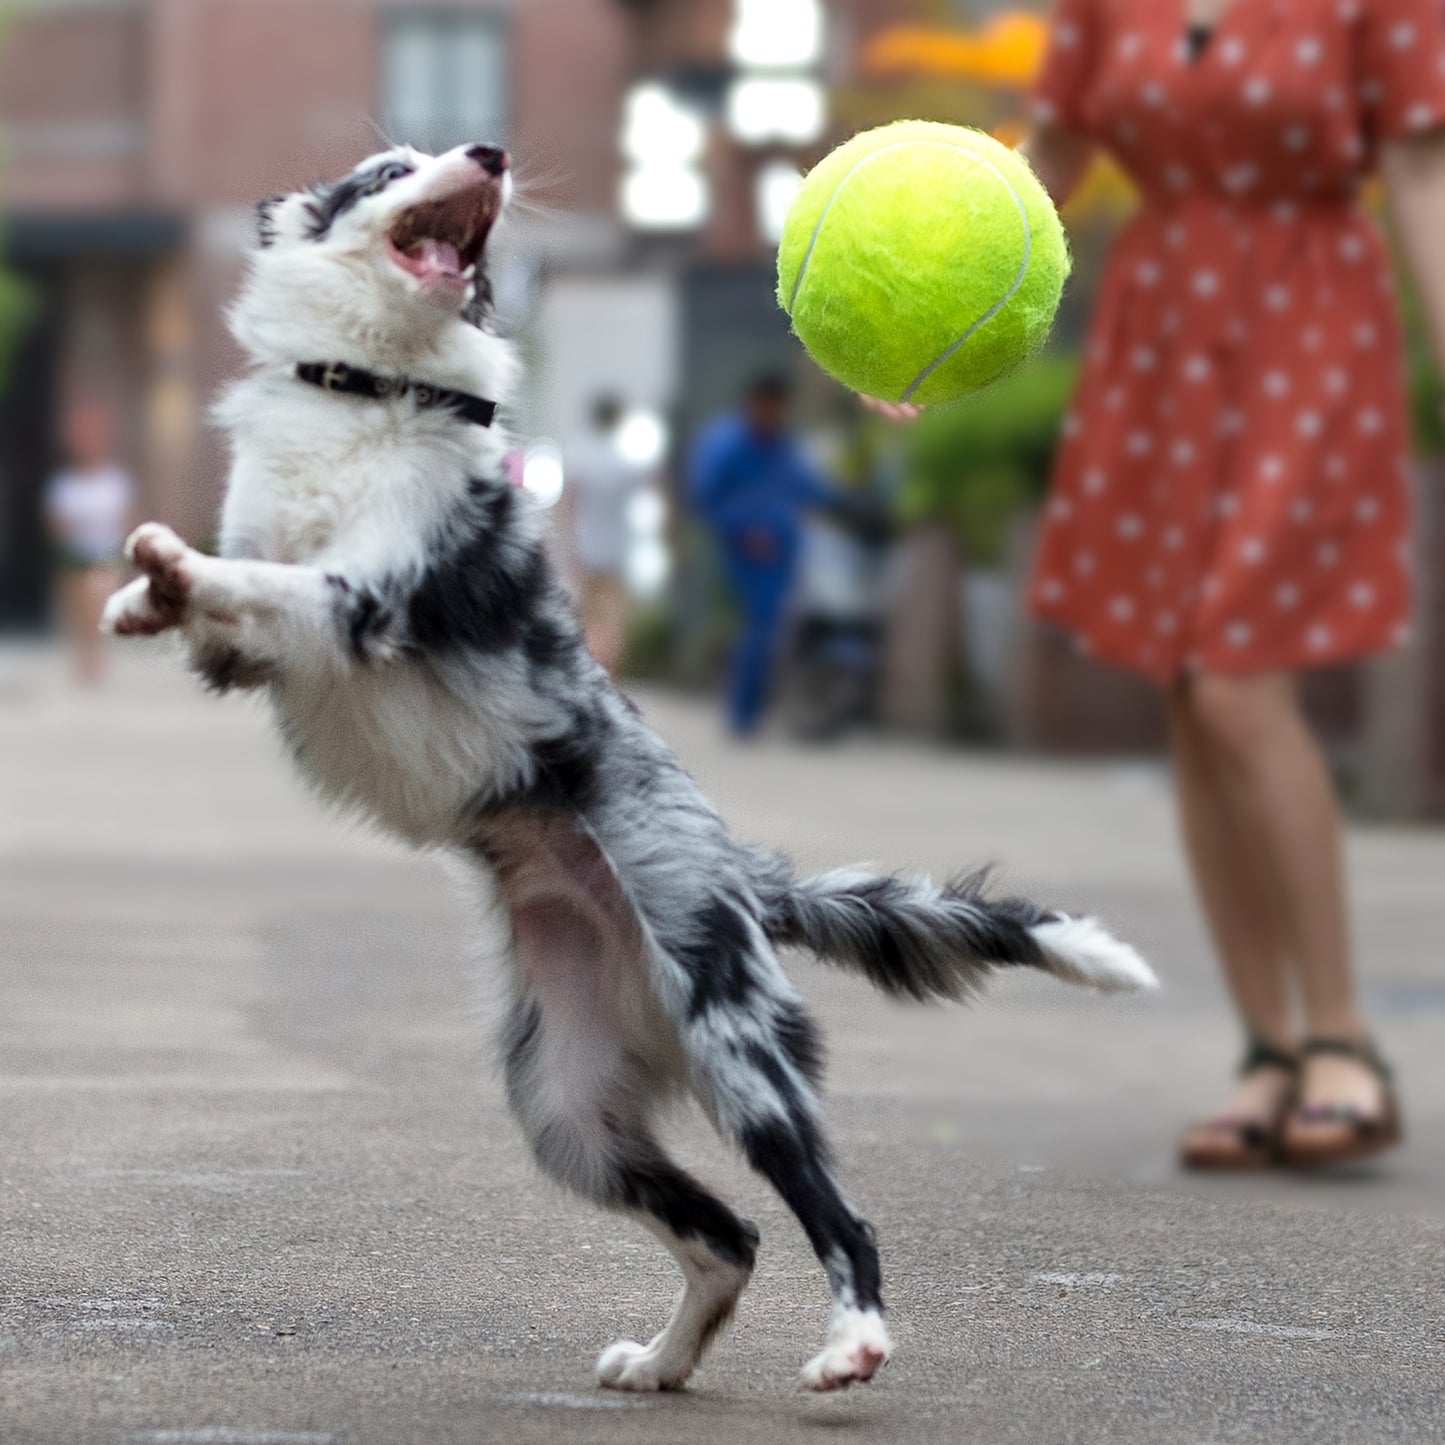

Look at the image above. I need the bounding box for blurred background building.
[0,0,905,616]
[2,0,1441,807]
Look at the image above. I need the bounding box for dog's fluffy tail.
[762,867,1156,1000]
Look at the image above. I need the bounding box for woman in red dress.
[870,0,1445,1164]
[1020,0,1445,1165]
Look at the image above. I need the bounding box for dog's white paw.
[105,522,200,637]
[126,522,194,592]
[100,576,177,638]
[125,520,185,566]
[596,1339,686,1393]
[798,1308,891,1392]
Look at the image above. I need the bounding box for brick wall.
[0,8,148,208]
[1,0,629,214]
[513,0,631,218]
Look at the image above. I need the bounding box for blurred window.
[383,12,509,155]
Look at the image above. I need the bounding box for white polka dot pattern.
[1023,0,1426,678]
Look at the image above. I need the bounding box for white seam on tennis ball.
[902,158,1032,402]
[785,138,1033,403]
[787,140,938,311]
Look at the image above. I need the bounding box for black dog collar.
[295,361,498,428]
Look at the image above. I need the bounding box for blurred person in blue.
[689,374,844,736]
[45,398,135,687]
[564,395,647,677]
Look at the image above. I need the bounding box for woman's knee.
[1178,671,1294,764]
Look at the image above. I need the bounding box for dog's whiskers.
[360,111,402,153]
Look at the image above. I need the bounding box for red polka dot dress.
[1027,0,1445,680]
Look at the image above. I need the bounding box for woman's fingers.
[859,395,925,422]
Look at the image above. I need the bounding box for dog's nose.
[467,144,508,178]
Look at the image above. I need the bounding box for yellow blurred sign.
[863,13,1050,87]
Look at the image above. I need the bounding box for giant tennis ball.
[778,121,1070,406]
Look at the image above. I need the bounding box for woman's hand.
[859,395,924,423]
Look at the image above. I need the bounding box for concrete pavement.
[2,646,1443,1444]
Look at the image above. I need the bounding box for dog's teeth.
[462,264,476,280]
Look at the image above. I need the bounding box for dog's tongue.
[415,236,462,276]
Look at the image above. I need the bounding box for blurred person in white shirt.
[564,396,648,676]
[44,399,135,686]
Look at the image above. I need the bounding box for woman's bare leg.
[80,567,117,683]
[1167,680,1294,1044]
[60,568,110,686]
[1167,682,1297,1142]
[1180,671,1383,1124]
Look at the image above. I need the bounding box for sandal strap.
[1293,1101,1385,1130]
[1197,1116,1276,1149]
[1238,1034,1298,1078]
[1301,1036,1393,1082]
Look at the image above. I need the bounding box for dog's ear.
[301,181,335,240]
[256,195,288,249]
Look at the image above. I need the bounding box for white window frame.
[382,10,510,156]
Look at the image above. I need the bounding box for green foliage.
[0,9,40,394]
[619,596,678,681]
[0,257,38,394]
[1408,344,1444,458]
[1400,277,1445,456]
[898,354,1077,565]
[1371,201,1443,456]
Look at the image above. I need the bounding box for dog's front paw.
[101,523,198,637]
[797,1308,891,1392]
[101,520,208,632]
[126,523,195,603]
[100,575,182,637]
[596,1340,685,1393]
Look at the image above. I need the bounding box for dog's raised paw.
[596,1340,686,1393]
[798,1308,892,1392]
[100,576,179,637]
[126,523,195,605]
[126,520,186,565]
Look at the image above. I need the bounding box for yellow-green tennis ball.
[777,121,1070,406]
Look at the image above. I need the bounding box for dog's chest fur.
[219,379,487,567]
[217,377,559,844]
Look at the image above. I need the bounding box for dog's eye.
[366,162,413,195]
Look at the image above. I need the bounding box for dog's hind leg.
[691,989,893,1391]
[602,844,893,1390]
[574,769,894,1389]
[489,825,758,1392]
[501,985,758,1391]
[594,1145,759,1391]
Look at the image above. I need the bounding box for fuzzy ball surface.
[777,121,1071,405]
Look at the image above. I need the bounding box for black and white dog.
[102,143,1155,1393]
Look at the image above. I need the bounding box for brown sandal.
[1281,1037,1402,1167]
[1179,1035,1298,1171]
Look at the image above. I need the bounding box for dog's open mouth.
[386,184,498,292]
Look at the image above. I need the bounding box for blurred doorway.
[0,262,59,631]
[0,215,182,633]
